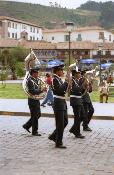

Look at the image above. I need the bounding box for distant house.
[1,38,114,63]
[0,16,43,41]
[43,26,114,43]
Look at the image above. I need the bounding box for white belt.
[70,95,82,98]
[53,95,66,100]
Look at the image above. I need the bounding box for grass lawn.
[0,83,27,99]
[90,91,114,103]
[0,83,114,102]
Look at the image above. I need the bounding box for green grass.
[0,83,114,102]
[90,91,114,103]
[0,83,27,99]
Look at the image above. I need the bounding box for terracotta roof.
[43,26,105,33]
[0,39,18,48]
[56,41,95,50]
[56,41,114,50]
[1,39,114,50]
[0,16,42,28]
[18,40,56,49]
[43,28,68,33]
[75,26,104,32]
[97,42,114,50]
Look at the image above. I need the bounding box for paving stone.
[0,116,114,175]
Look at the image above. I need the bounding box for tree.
[8,47,28,79]
[0,47,28,80]
[0,49,10,86]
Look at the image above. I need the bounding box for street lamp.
[98,40,104,84]
[65,22,74,66]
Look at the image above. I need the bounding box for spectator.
[107,75,113,84]
[99,81,109,103]
[41,73,54,107]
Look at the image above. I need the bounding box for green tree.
[8,47,28,79]
[0,47,28,80]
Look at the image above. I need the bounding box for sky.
[3,0,114,9]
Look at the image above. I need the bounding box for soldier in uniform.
[23,67,43,136]
[69,69,85,139]
[48,65,68,149]
[79,71,94,131]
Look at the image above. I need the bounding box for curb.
[0,111,114,120]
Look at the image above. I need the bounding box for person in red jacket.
[41,73,54,107]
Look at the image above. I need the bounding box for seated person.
[99,81,109,103]
[107,75,113,84]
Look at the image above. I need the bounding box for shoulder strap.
[72,78,79,87]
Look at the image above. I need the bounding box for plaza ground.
[0,116,114,175]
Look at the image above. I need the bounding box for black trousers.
[50,109,68,146]
[70,105,82,136]
[24,98,41,134]
[83,101,94,124]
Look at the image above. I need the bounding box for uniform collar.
[30,75,37,81]
[53,74,61,79]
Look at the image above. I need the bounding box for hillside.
[79,1,114,28]
[0,1,100,28]
[0,1,114,29]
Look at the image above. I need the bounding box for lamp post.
[98,40,104,84]
[65,22,74,66]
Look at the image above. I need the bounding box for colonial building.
[43,26,114,43]
[1,38,114,63]
[0,16,43,41]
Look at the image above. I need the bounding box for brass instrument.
[22,50,48,100]
[65,62,78,91]
[82,77,89,90]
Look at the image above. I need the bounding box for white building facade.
[0,16,43,41]
[43,27,114,43]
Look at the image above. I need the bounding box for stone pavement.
[0,116,114,175]
[0,99,114,120]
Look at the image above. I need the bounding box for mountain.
[79,1,114,28]
[0,1,114,29]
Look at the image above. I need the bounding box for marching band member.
[48,64,68,149]
[23,67,43,136]
[79,71,94,131]
[69,69,85,139]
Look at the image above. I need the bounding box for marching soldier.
[48,65,68,149]
[23,67,43,136]
[69,69,85,139]
[79,71,94,131]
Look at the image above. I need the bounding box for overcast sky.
[3,0,114,9]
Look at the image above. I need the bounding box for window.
[33,27,35,33]
[37,38,39,40]
[109,35,111,41]
[8,22,11,27]
[85,51,89,55]
[77,34,82,41]
[30,36,32,40]
[15,24,17,29]
[15,33,17,39]
[30,27,32,32]
[33,36,35,40]
[52,36,54,40]
[22,24,27,30]
[99,32,104,40]
[8,32,10,38]
[106,50,111,55]
[12,33,15,38]
[37,28,39,33]
[64,35,69,41]
[12,23,15,28]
